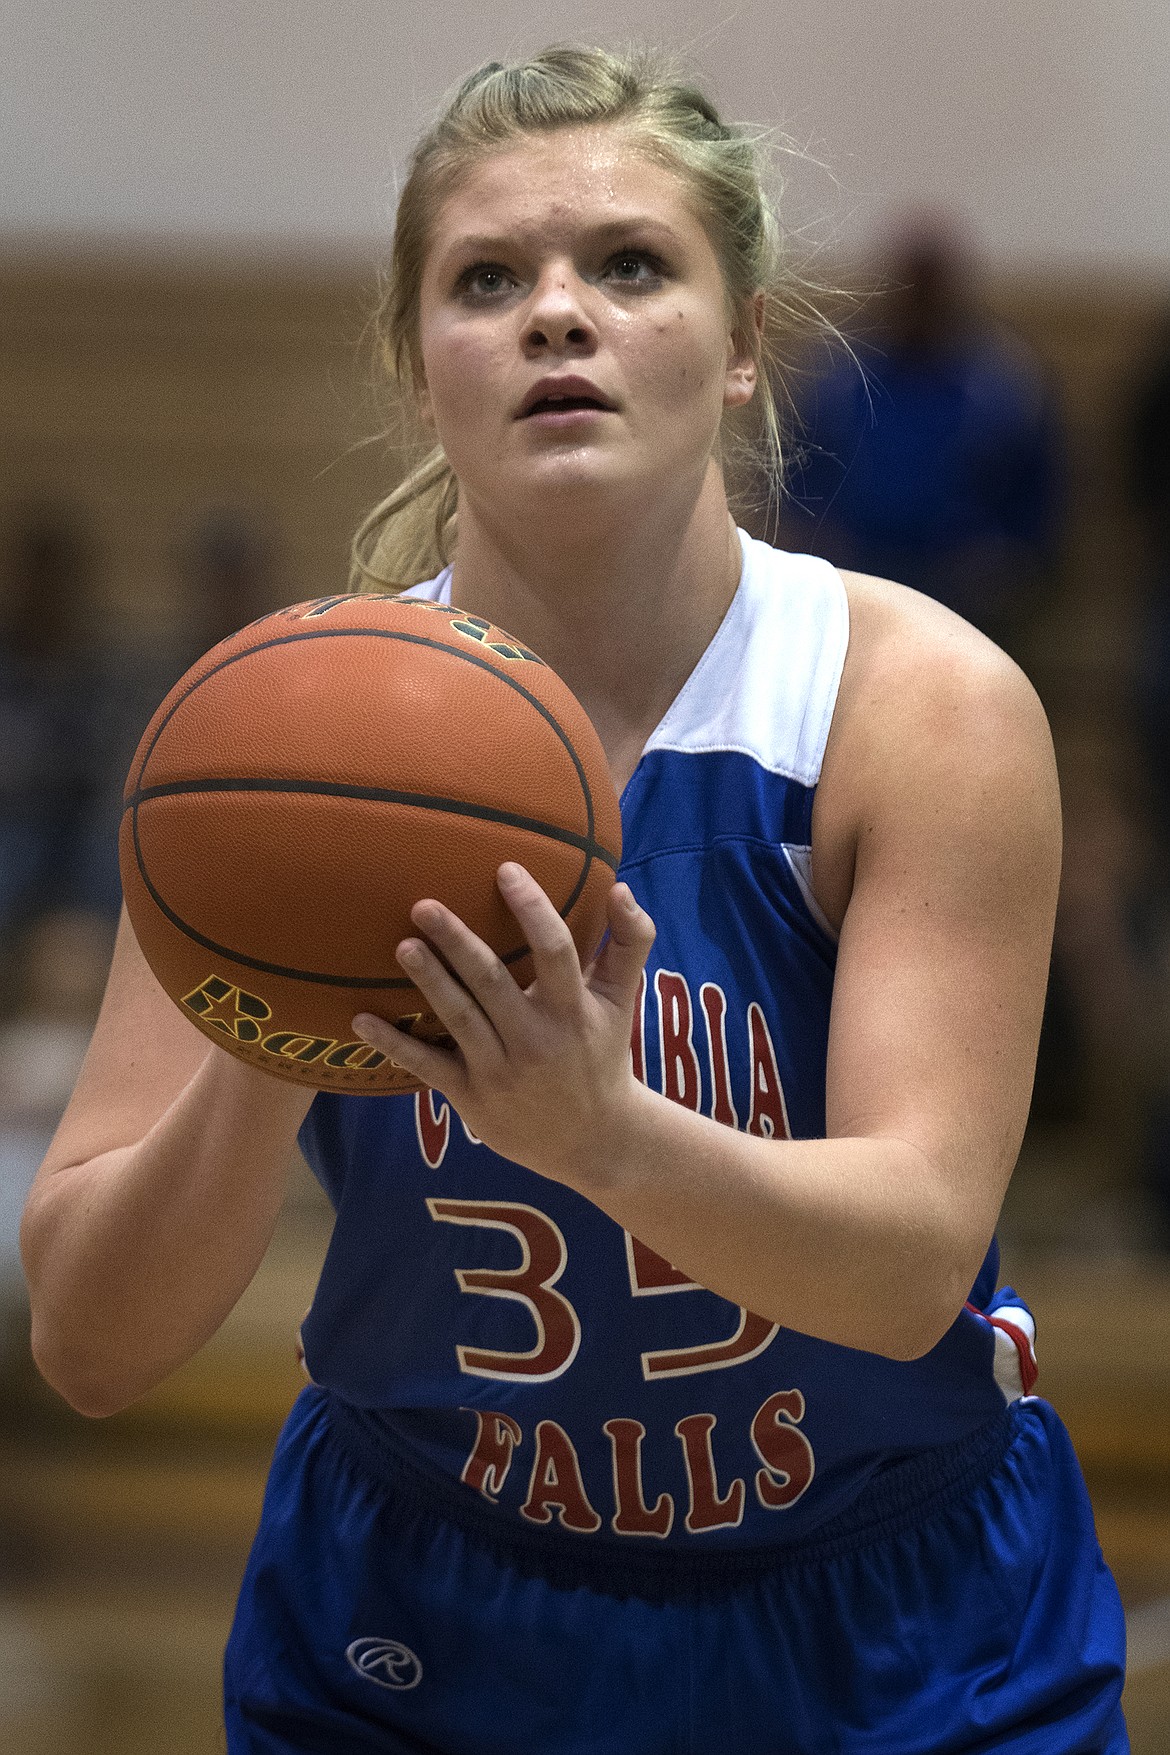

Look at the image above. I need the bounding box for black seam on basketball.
[559,843,593,924]
[126,621,614,987]
[129,625,597,849]
[131,799,517,986]
[127,797,611,988]
[124,778,618,868]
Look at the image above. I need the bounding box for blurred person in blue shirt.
[784,220,1063,651]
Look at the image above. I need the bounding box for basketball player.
[21,47,1127,1753]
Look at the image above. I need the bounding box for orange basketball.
[119,593,622,1094]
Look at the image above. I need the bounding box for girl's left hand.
[353,862,656,1185]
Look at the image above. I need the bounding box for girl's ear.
[724,290,765,410]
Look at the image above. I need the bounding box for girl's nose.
[522,268,599,356]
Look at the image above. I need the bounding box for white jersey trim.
[641,533,849,790]
[402,570,454,605]
[402,535,850,793]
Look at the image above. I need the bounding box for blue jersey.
[297,532,1037,1552]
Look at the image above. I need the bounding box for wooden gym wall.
[0,251,1166,700]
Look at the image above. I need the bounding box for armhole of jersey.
[796,557,850,947]
[781,843,839,945]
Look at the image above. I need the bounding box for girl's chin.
[486,452,666,502]
[454,441,710,523]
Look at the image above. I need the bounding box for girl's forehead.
[427,127,700,250]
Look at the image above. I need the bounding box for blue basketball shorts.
[223,1388,1128,1754]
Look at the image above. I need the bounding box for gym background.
[1,1,1169,1747]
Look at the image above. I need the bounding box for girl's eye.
[605,252,662,287]
[458,264,513,299]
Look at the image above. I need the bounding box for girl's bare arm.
[20,908,315,1416]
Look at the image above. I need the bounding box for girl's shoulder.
[809,568,1057,932]
[833,568,1040,731]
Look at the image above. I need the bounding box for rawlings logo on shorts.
[345,1637,423,1691]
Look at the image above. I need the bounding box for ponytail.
[349,447,458,591]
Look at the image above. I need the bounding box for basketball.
[118,592,623,1094]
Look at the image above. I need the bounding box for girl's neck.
[447,460,743,747]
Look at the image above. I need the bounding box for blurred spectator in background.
[71,507,283,921]
[176,509,280,658]
[0,509,102,956]
[1048,732,1168,1243]
[1126,304,1170,1246]
[1129,303,1170,849]
[782,218,1064,654]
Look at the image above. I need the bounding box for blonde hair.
[351,44,825,590]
